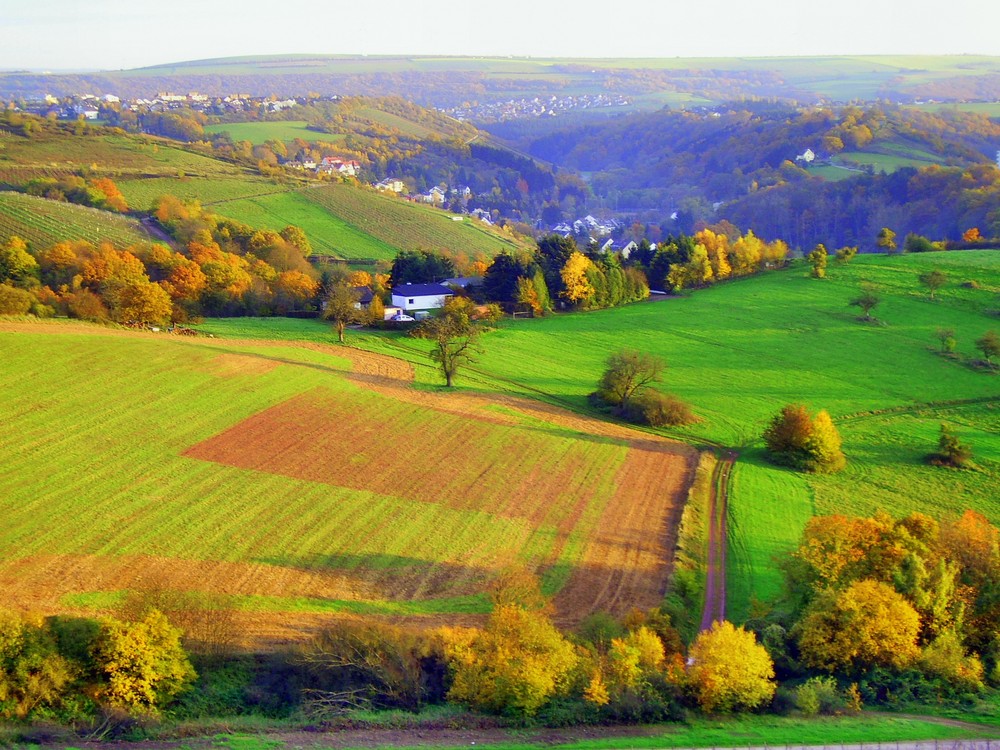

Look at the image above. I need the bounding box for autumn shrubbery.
[770,510,999,704]
[762,403,846,473]
[0,609,195,722]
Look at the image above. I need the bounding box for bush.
[795,676,844,716]
[625,391,697,427]
[927,423,973,468]
[0,283,34,315]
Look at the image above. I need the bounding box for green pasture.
[0,191,150,248]
[117,175,290,211]
[204,120,318,145]
[343,251,1000,619]
[838,149,941,172]
[0,324,634,621]
[907,102,1000,117]
[210,189,399,259]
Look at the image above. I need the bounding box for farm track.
[700,452,735,631]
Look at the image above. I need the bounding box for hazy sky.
[2,0,999,71]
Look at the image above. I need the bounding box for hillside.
[5,54,1000,107]
[338,251,1000,620]
[0,320,695,644]
[0,191,151,247]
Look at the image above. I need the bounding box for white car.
[390,312,415,322]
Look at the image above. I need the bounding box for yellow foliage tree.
[686,621,775,713]
[730,231,764,276]
[560,251,595,306]
[91,609,196,713]
[444,604,577,716]
[796,580,921,674]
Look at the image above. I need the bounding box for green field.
[337,252,1000,619]
[0,191,151,248]
[117,175,290,212]
[203,120,320,144]
[301,183,532,258]
[209,188,399,259]
[210,183,531,261]
[0,321,687,640]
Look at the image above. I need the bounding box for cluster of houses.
[14,91,322,121]
[442,93,631,123]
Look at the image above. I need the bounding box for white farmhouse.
[391,283,454,313]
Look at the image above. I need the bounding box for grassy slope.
[0,323,647,625]
[338,252,1000,619]
[210,183,531,261]
[203,120,318,144]
[0,191,150,248]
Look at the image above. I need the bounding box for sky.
[2,0,1000,71]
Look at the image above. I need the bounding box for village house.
[374,178,405,193]
[318,157,360,176]
[391,282,453,313]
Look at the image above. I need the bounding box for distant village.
[441,94,631,122]
[9,91,654,245]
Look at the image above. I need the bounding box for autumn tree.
[685,621,775,713]
[807,244,828,279]
[0,284,34,315]
[323,282,363,343]
[91,609,196,713]
[919,269,947,300]
[444,604,577,716]
[796,580,921,674]
[834,246,858,263]
[279,225,312,255]
[560,251,595,306]
[0,236,39,288]
[412,296,482,387]
[597,349,664,411]
[0,610,76,719]
[762,404,845,473]
[975,330,1000,366]
[962,227,981,243]
[876,227,897,255]
[850,282,881,321]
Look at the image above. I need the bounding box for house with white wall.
[391,283,453,312]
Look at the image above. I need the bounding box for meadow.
[203,120,321,145]
[117,175,290,212]
[332,251,1000,619]
[0,191,151,248]
[0,320,692,642]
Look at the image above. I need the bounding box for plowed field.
[0,320,694,644]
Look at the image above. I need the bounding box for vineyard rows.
[0,192,150,248]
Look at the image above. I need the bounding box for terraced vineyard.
[0,321,694,644]
[0,191,151,247]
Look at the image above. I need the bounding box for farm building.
[391,283,453,312]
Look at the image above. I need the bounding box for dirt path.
[700,451,736,631]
